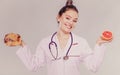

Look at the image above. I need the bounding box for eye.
[73,19,77,23]
[66,17,70,20]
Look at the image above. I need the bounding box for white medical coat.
[16,33,106,75]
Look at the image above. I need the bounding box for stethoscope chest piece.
[63,56,69,60]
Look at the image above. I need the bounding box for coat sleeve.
[16,41,46,72]
[82,40,106,72]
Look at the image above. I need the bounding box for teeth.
[67,26,72,29]
[65,24,72,29]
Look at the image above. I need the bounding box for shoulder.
[39,35,51,44]
[72,33,87,42]
[72,33,91,51]
[72,33,89,46]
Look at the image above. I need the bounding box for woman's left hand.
[96,37,113,46]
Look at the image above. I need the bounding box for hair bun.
[66,0,73,6]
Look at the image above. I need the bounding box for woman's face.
[57,9,78,34]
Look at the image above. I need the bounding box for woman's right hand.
[4,33,25,47]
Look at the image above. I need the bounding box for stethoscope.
[49,32,73,60]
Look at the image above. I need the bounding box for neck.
[57,30,70,39]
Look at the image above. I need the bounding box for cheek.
[59,17,66,23]
[72,24,76,28]
[59,20,65,27]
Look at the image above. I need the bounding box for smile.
[65,24,72,29]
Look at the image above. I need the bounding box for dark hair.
[58,0,78,17]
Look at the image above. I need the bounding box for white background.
[0,0,120,75]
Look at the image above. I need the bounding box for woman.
[5,0,112,75]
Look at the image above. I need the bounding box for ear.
[56,15,60,23]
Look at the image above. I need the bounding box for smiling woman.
[2,0,116,75]
[5,0,112,75]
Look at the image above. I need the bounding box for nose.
[68,20,73,25]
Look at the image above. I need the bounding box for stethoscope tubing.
[49,32,58,60]
[65,32,73,57]
[49,41,58,60]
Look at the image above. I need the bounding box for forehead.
[62,10,79,18]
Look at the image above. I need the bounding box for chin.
[61,28,73,34]
[64,30,72,34]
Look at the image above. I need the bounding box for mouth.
[65,24,72,29]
